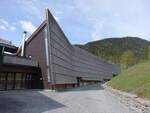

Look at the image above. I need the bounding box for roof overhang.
[0,43,18,53]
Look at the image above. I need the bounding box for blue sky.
[0,0,150,46]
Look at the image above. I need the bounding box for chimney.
[21,31,27,57]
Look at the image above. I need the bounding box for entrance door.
[25,74,32,89]
[77,77,81,86]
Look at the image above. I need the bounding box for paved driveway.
[0,84,135,113]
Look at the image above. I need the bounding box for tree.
[148,46,150,60]
[120,50,136,69]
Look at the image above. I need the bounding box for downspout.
[45,8,54,89]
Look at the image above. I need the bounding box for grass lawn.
[107,61,150,98]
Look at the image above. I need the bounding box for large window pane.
[21,73,26,89]
[25,74,31,89]
[15,73,22,89]
[7,73,15,90]
[0,73,6,90]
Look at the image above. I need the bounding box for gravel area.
[103,84,150,113]
[0,84,135,113]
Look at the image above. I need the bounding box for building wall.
[46,10,120,86]
[73,47,117,81]
[47,10,77,85]
[24,23,50,89]
[21,9,120,89]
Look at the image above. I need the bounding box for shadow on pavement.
[0,91,66,113]
[0,84,104,113]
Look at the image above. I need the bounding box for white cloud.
[15,0,150,42]
[55,11,63,15]
[0,19,9,26]
[16,0,63,22]
[0,19,16,31]
[20,20,37,34]
[16,0,44,20]
[73,0,150,40]
[91,22,104,40]
[9,26,16,31]
[0,25,7,30]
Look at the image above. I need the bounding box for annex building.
[0,9,120,90]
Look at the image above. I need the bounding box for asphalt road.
[0,84,135,113]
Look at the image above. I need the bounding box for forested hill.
[75,37,150,69]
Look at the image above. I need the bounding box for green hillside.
[107,61,150,98]
[75,37,150,69]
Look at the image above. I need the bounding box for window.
[0,73,6,90]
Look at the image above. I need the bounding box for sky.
[0,0,150,46]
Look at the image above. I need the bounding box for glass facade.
[0,72,40,90]
[0,73,6,90]
[7,73,15,90]
[15,73,22,89]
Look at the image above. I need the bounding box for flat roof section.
[0,43,18,53]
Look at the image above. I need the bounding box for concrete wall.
[46,9,121,85]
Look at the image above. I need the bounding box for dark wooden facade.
[22,22,50,89]
[0,9,121,90]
